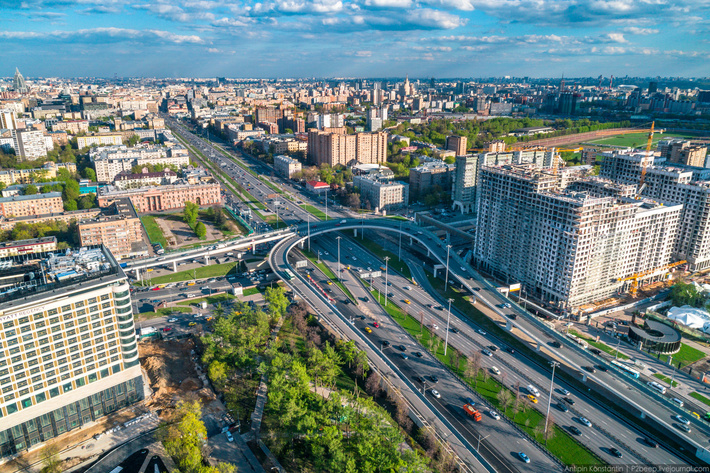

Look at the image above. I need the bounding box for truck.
[463,404,482,422]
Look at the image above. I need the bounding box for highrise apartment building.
[11,130,49,161]
[446,136,467,156]
[657,139,708,168]
[452,155,479,214]
[0,110,17,130]
[474,165,682,311]
[601,151,710,270]
[307,130,387,167]
[78,199,143,260]
[0,246,142,457]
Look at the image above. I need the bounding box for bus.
[647,380,667,394]
[284,269,295,281]
[611,359,640,379]
[565,332,589,349]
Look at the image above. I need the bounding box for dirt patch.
[154,215,223,249]
[139,339,201,412]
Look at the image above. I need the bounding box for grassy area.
[653,373,679,388]
[138,262,239,286]
[242,287,261,297]
[660,343,706,368]
[136,306,192,321]
[357,238,412,280]
[690,392,710,408]
[140,215,168,248]
[380,296,601,466]
[568,330,630,361]
[586,132,698,149]
[300,204,331,221]
[263,214,286,228]
[385,215,409,221]
[176,293,237,306]
[300,248,355,301]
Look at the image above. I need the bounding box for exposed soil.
[139,339,202,412]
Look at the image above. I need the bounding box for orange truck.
[463,404,482,422]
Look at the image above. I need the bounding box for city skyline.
[2,0,709,78]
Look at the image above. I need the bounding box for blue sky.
[1,0,709,78]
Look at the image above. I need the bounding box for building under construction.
[474,164,683,313]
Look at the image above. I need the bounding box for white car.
[167,318,178,323]
[476,329,486,335]
[482,349,493,357]
[489,410,501,420]
[404,286,411,290]
[675,415,690,425]
[431,389,441,399]
[226,431,234,442]
[579,417,593,427]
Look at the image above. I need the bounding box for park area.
[579,132,705,149]
[140,207,245,251]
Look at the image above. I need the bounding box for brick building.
[0,192,64,218]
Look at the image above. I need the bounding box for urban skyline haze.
[1,0,709,78]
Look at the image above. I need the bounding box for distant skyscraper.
[648,81,658,94]
[446,135,467,156]
[12,68,28,93]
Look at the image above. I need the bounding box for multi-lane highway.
[164,117,710,468]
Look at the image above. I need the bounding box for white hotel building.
[0,246,143,457]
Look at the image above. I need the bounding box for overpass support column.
[427,249,431,257]
[298,240,304,249]
[353,229,357,237]
[205,255,209,265]
[172,261,177,272]
[535,341,541,352]
[410,237,413,245]
[135,269,140,281]
[251,243,256,253]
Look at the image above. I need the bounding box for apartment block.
[0,237,57,258]
[0,162,77,187]
[657,139,708,168]
[353,174,409,211]
[409,161,455,200]
[474,165,681,312]
[0,209,102,232]
[11,130,49,161]
[97,181,221,213]
[113,169,177,190]
[273,155,302,179]
[0,246,142,458]
[446,135,467,157]
[452,155,479,214]
[0,193,64,218]
[307,130,387,167]
[92,145,190,182]
[78,199,143,260]
[77,134,123,149]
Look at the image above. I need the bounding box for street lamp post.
[444,298,453,356]
[477,434,491,452]
[444,244,452,292]
[317,250,321,264]
[398,222,403,261]
[307,214,311,252]
[336,236,342,278]
[384,256,390,307]
[325,189,328,220]
[545,361,560,438]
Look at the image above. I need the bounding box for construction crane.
[617,259,686,298]
[637,121,655,193]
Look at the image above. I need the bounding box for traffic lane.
[346,300,557,473]
[346,241,675,465]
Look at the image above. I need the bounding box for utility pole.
[384,256,390,307]
[336,236,342,278]
[545,361,560,438]
[325,189,328,220]
[445,244,452,292]
[398,222,403,261]
[444,298,453,356]
[307,213,311,252]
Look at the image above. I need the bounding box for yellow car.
[206,317,213,322]
[692,412,701,420]
[189,322,197,326]
[327,281,333,285]
[187,281,196,286]
[364,327,372,333]
[527,395,538,404]
[404,299,411,304]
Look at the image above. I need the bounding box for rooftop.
[0,192,62,204]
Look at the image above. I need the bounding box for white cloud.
[406,8,466,29]
[0,27,205,44]
[622,26,659,34]
[364,0,412,8]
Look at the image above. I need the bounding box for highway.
[308,233,688,466]
[161,118,710,467]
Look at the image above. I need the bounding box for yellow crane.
[638,121,655,191]
[618,259,686,297]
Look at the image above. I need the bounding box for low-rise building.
[0,192,64,218]
[353,174,409,211]
[97,180,221,213]
[92,145,189,182]
[77,134,124,148]
[0,208,102,231]
[273,155,302,179]
[78,199,143,260]
[305,181,330,194]
[0,162,77,186]
[0,236,57,258]
[113,169,177,190]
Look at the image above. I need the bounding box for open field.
[660,343,706,368]
[140,215,168,248]
[582,132,702,149]
[138,262,239,285]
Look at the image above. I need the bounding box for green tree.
[82,168,96,181]
[126,134,140,147]
[64,199,78,211]
[161,400,209,473]
[39,446,61,473]
[208,360,229,389]
[195,221,207,240]
[264,286,289,321]
[78,193,96,209]
[671,281,704,308]
[24,184,38,195]
[184,201,199,229]
[62,179,80,201]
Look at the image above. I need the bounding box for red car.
[162,327,172,332]
[151,287,160,291]
[373,322,380,328]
